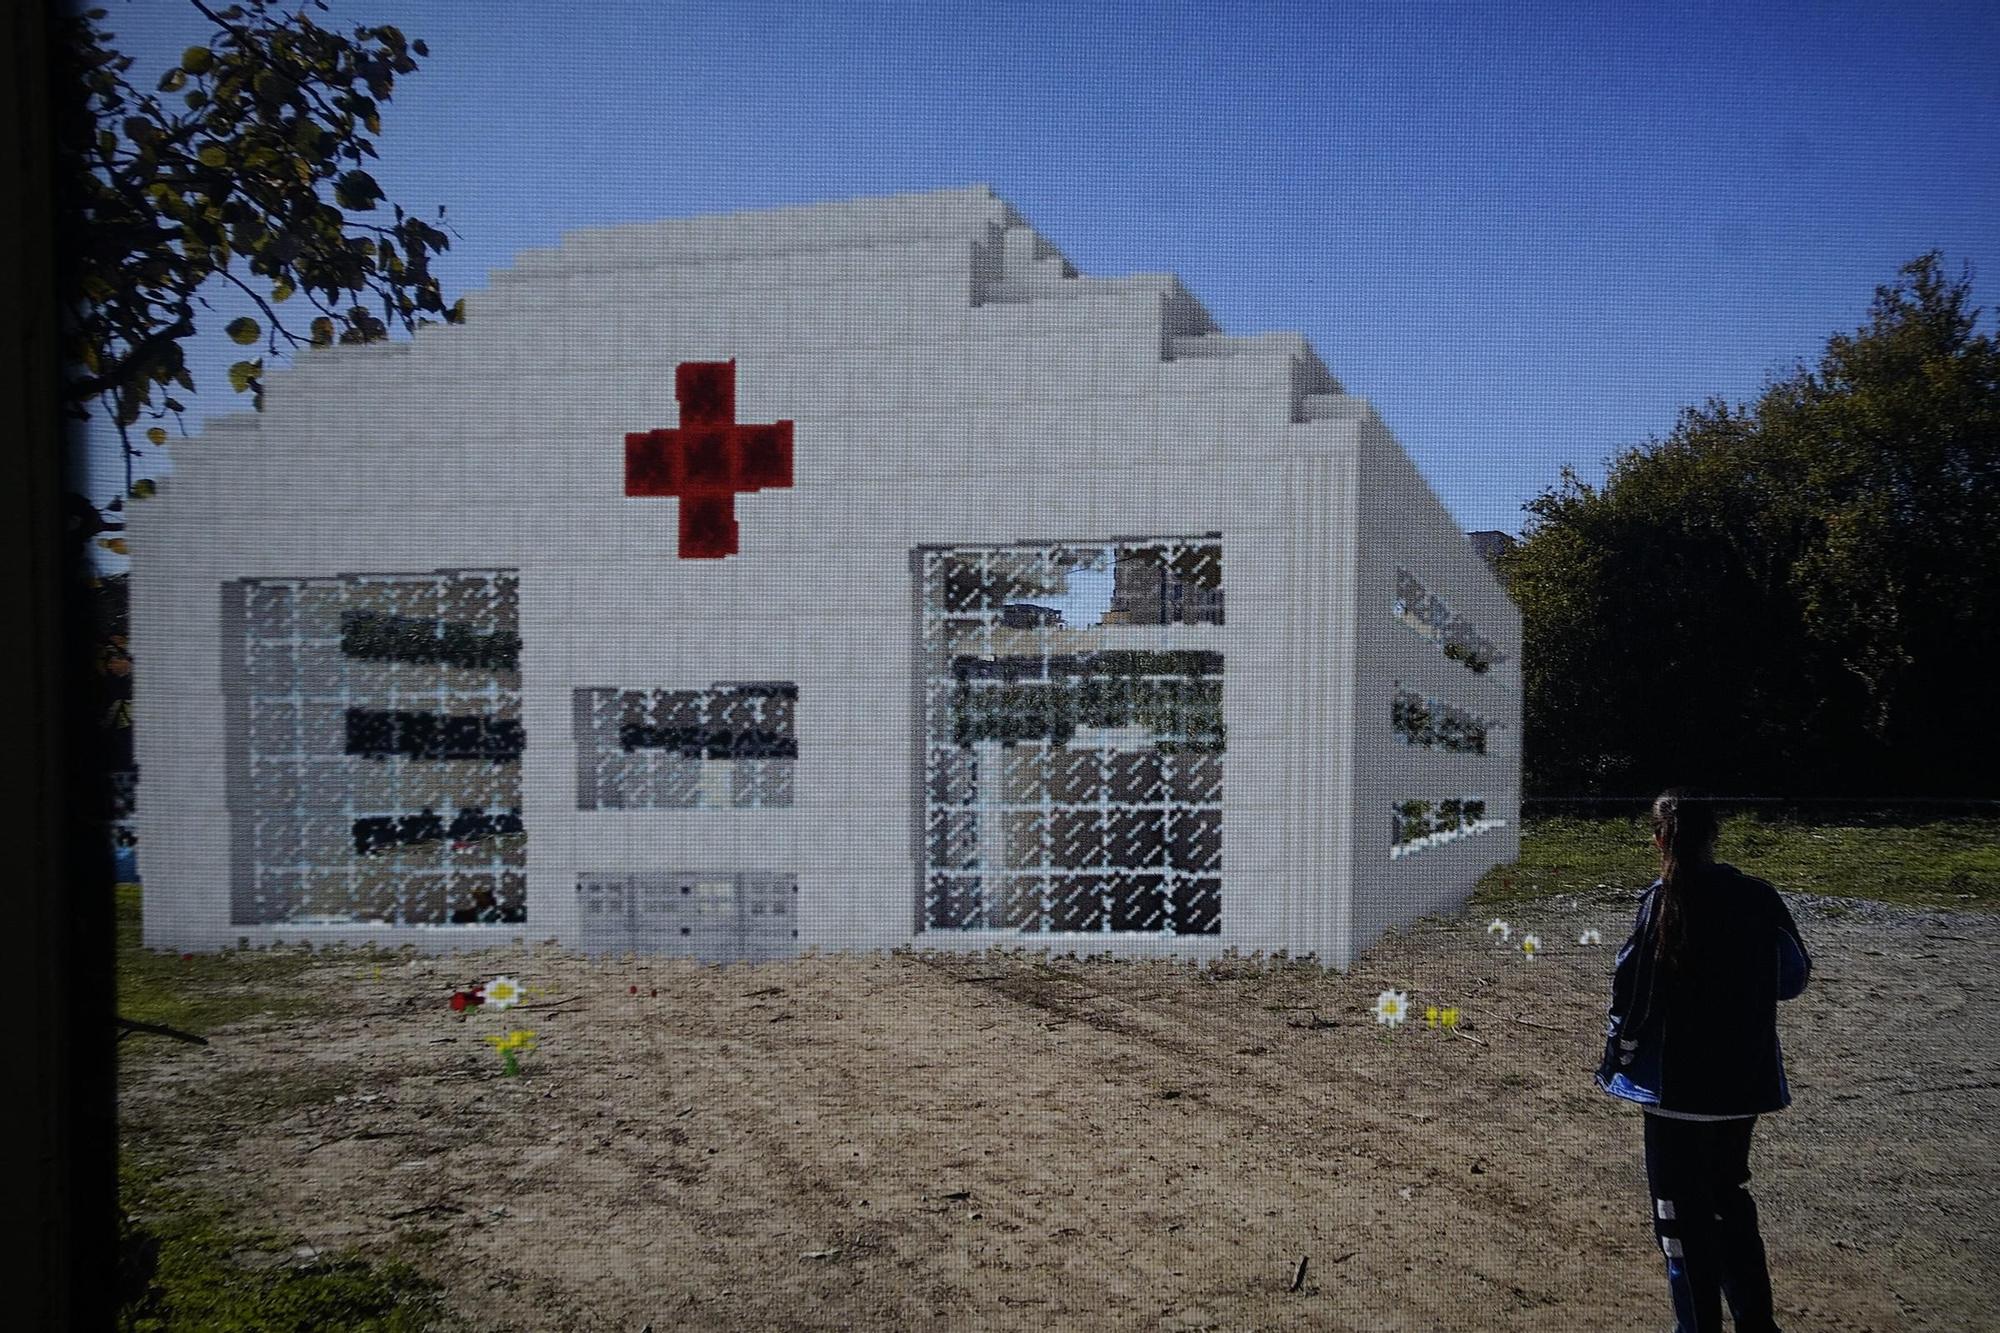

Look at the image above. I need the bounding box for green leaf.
[130,479,157,500]
[309,316,334,346]
[225,316,260,345]
[157,68,187,93]
[145,426,167,446]
[270,277,294,303]
[226,358,262,393]
[334,169,382,211]
[181,45,213,74]
[197,143,229,168]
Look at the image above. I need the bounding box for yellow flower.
[483,1029,537,1053]
[1425,1003,1440,1028]
[1520,934,1541,961]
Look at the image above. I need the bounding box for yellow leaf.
[98,537,128,555]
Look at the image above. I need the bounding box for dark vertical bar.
[3,0,114,1323]
[219,580,259,922]
[909,546,933,935]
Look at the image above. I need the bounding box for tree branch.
[217,267,304,349]
[63,311,195,404]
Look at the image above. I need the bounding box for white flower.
[483,975,524,1009]
[1373,989,1409,1027]
[1578,928,1602,946]
[1520,935,1541,961]
[1487,919,1512,942]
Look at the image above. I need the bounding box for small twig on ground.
[1448,1026,1488,1046]
[301,1128,414,1156]
[1514,1016,1565,1032]
[386,1199,464,1221]
[1285,1010,1336,1030]
[115,1015,210,1046]
[1289,1254,1310,1292]
[516,994,585,1013]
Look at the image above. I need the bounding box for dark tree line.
[1503,254,2000,798]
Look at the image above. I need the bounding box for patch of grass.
[1472,815,2000,911]
[115,884,324,1045]
[118,1155,455,1332]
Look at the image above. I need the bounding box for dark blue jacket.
[1593,862,1811,1116]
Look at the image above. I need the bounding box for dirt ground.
[119,890,2000,1332]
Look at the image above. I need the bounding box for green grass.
[115,883,325,1042]
[1472,814,2000,911]
[118,1157,454,1333]
[117,888,454,1330]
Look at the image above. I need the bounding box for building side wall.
[1348,413,1523,960]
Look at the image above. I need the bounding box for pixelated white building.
[132,185,1520,969]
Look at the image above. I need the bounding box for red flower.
[629,985,638,995]
[650,988,657,998]
[450,992,469,1012]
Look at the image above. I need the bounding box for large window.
[224,569,525,925]
[915,536,1224,935]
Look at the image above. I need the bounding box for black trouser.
[1641,1111,1781,1332]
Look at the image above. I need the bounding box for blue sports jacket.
[1593,862,1811,1116]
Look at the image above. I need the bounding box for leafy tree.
[1774,257,2000,748]
[55,0,462,503]
[1504,254,2000,798]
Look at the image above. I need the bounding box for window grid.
[1392,567,1504,673]
[1389,795,1504,859]
[574,683,797,811]
[231,570,525,925]
[917,537,1224,936]
[1391,684,1497,754]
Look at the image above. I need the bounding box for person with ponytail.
[1594,789,1812,1333]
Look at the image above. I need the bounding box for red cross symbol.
[624,360,794,559]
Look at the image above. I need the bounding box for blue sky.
[86,0,2000,535]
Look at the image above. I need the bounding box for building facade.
[133,185,1520,969]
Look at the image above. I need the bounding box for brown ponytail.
[1647,788,1719,993]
